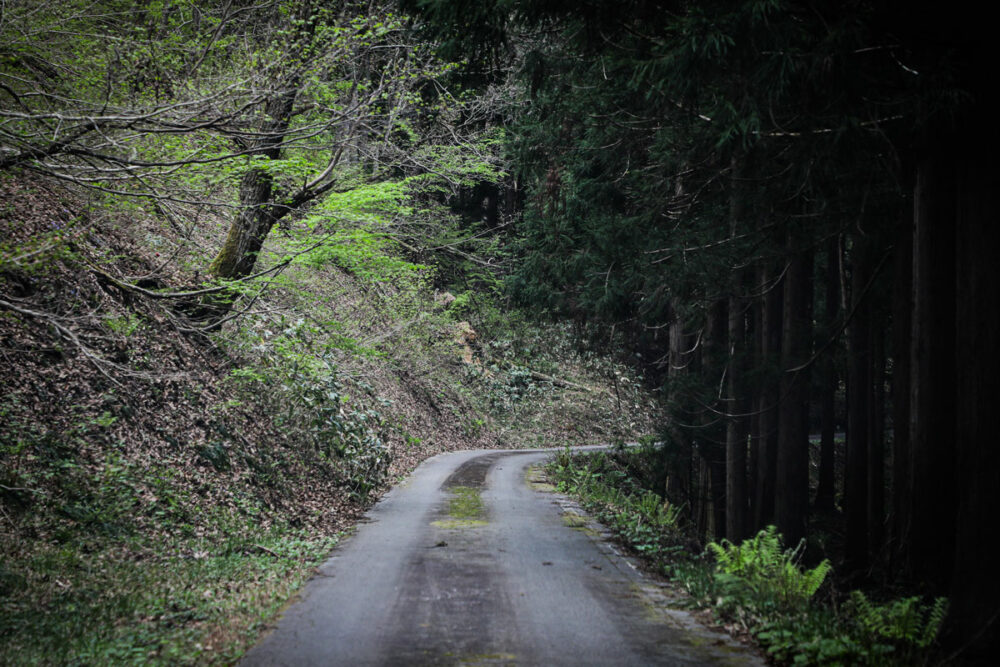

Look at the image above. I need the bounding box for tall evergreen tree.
[408,0,1000,654]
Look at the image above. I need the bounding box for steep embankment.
[0,173,661,663]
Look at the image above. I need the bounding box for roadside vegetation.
[546,447,948,666]
[0,2,657,660]
[0,165,656,663]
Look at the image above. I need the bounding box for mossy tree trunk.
[208,0,315,283]
[209,86,298,281]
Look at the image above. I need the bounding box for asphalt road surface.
[241,447,764,666]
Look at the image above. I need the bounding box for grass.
[0,524,337,665]
[544,446,686,562]
[0,430,341,665]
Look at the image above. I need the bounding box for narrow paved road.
[242,448,763,666]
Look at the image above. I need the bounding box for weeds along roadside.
[544,447,948,666]
[0,170,661,663]
[0,506,338,664]
[0,323,384,664]
[0,307,656,664]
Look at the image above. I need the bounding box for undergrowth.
[545,447,948,666]
[0,169,663,664]
[0,462,338,665]
[547,445,690,561]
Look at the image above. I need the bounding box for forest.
[1,0,997,664]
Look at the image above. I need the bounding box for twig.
[87,257,295,301]
[0,296,185,385]
[0,296,125,388]
[253,544,280,558]
[527,369,595,393]
[0,483,37,494]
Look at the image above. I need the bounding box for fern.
[848,591,948,649]
[707,525,831,612]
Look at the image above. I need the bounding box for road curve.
[241,447,763,666]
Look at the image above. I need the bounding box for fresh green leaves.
[707,526,832,613]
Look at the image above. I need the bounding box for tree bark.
[747,289,761,528]
[703,299,728,540]
[949,126,1000,658]
[907,145,957,593]
[747,360,761,527]
[753,262,782,530]
[889,212,912,571]
[664,302,693,508]
[845,236,872,573]
[209,86,299,280]
[775,229,812,546]
[867,320,886,564]
[725,296,748,541]
[208,0,316,281]
[725,161,748,541]
[814,237,840,512]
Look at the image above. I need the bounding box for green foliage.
[702,528,948,664]
[0,521,337,665]
[314,179,412,227]
[103,313,144,336]
[753,611,894,666]
[750,594,947,667]
[219,312,392,503]
[474,363,541,411]
[546,448,686,563]
[294,363,391,500]
[411,128,507,186]
[548,449,947,665]
[299,227,429,284]
[848,591,948,652]
[707,526,831,614]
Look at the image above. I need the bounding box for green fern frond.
[848,590,948,649]
[706,526,830,612]
[921,597,949,648]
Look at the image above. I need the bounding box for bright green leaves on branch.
[300,227,428,284]
[295,179,426,288]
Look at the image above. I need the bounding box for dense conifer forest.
[410,0,1000,660]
